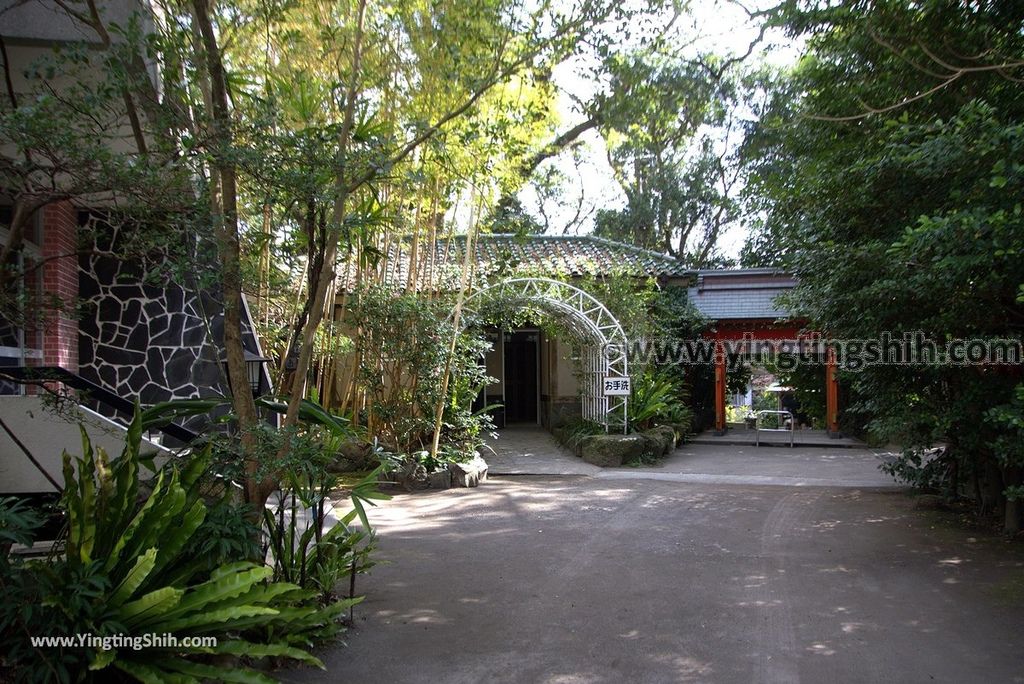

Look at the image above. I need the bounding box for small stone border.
[554,423,689,468]
[379,454,490,491]
[327,439,488,491]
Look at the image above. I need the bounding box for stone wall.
[76,217,259,409]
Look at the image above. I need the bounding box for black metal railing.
[0,366,199,444]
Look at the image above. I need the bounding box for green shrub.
[0,406,356,683]
[346,285,496,457]
[725,404,752,424]
[263,431,383,606]
[986,384,1024,503]
[0,496,45,555]
[554,418,606,453]
[879,447,953,493]
[628,368,692,432]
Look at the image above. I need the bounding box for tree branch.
[806,73,963,122]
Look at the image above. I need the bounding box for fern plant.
[1,404,356,684]
[628,368,690,432]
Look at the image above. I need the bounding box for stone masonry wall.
[77,218,230,406]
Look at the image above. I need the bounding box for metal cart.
[754,410,794,447]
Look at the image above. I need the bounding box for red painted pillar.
[714,340,727,434]
[825,347,839,434]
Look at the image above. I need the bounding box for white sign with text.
[603,377,631,395]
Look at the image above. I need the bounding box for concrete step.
[689,432,865,449]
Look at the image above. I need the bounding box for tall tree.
[743,0,1024,531]
[180,0,622,506]
[591,52,745,266]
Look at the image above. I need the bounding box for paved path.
[283,478,1024,684]
[486,427,899,488]
[485,427,601,476]
[618,443,900,488]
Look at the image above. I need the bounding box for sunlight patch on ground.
[813,519,843,530]
[650,653,714,681]
[539,673,604,684]
[374,608,450,626]
[736,599,783,607]
[740,573,768,589]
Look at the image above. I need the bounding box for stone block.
[640,430,671,458]
[913,494,947,510]
[449,454,489,487]
[327,439,374,474]
[380,462,429,491]
[326,456,360,474]
[647,425,677,455]
[579,434,646,467]
[428,469,452,489]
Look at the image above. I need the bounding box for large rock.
[379,461,430,491]
[914,494,947,510]
[449,454,489,487]
[646,425,677,455]
[326,456,361,474]
[636,433,660,460]
[579,434,646,467]
[428,469,452,489]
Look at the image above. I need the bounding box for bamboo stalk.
[429,188,479,458]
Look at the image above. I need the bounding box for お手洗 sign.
[603,377,631,395]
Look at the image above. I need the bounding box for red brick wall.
[39,201,79,373]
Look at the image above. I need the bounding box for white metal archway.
[460,278,628,432]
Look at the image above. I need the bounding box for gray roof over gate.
[686,269,796,321]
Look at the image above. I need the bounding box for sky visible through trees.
[507,0,800,259]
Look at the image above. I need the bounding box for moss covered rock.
[645,426,677,456]
[579,434,646,467]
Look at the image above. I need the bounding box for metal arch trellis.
[458,278,629,433]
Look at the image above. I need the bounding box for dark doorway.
[503,330,539,424]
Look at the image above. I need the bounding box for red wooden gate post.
[714,340,727,434]
[825,346,839,435]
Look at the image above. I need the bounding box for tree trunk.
[429,192,480,457]
[492,116,599,210]
[191,0,263,507]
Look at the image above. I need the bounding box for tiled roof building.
[337,234,690,292]
[686,269,796,320]
[338,233,795,321]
